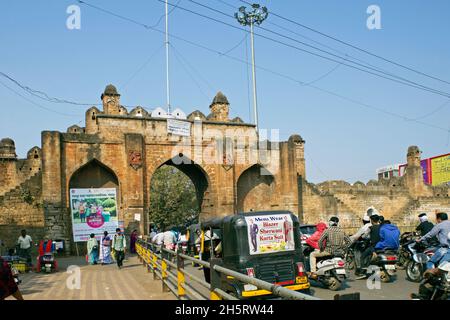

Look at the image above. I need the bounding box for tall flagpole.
[165,0,171,114]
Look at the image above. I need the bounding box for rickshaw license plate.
[336,269,346,275]
[385,265,396,270]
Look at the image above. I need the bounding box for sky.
[1,0,449,183]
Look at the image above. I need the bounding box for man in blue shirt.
[418,212,450,270]
[375,219,400,251]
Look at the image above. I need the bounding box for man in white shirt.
[17,229,33,267]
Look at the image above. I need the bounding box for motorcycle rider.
[357,214,382,279]
[350,215,372,276]
[417,212,450,270]
[411,231,450,300]
[312,217,351,280]
[416,213,434,237]
[305,222,328,277]
[375,219,400,251]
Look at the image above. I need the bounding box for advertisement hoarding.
[244,214,295,255]
[70,188,119,242]
[430,154,450,186]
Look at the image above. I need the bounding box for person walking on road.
[130,229,138,254]
[100,231,113,265]
[112,228,126,269]
[17,230,33,267]
[87,233,98,265]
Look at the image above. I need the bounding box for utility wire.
[239,0,450,86]
[179,0,450,98]
[0,80,79,117]
[77,0,449,133]
[0,71,98,106]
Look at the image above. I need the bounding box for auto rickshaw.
[199,210,310,299]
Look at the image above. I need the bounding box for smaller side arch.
[236,164,275,213]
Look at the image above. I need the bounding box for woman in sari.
[100,231,113,264]
[130,229,138,254]
[87,233,98,265]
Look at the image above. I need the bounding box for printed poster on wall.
[70,188,119,242]
[431,154,450,186]
[244,214,295,255]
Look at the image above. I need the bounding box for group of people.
[86,229,138,269]
[78,202,110,223]
[150,228,181,251]
[306,208,450,286]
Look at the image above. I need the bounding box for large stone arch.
[236,164,275,213]
[150,154,213,218]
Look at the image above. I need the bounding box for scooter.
[367,249,399,283]
[36,240,58,273]
[304,245,347,291]
[405,240,438,282]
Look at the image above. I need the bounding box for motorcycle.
[303,244,347,291]
[405,240,438,282]
[397,232,417,269]
[37,252,58,273]
[412,261,450,300]
[367,249,399,283]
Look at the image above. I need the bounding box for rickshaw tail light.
[246,268,255,278]
[296,262,305,277]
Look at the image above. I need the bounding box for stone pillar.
[0,138,18,195]
[124,133,146,235]
[405,146,432,198]
[41,131,71,254]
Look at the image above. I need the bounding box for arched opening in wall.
[68,160,120,230]
[149,156,209,231]
[237,164,275,213]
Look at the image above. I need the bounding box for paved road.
[6,255,174,300]
[6,254,421,300]
[179,264,420,300]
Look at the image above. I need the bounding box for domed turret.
[208,91,230,122]
[101,84,121,115]
[0,138,17,159]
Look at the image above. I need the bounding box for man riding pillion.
[309,217,351,279]
[305,222,328,275]
[417,212,450,270]
[357,214,382,279]
[416,213,434,237]
[350,215,372,277]
[375,219,400,252]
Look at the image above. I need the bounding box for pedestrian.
[17,230,33,267]
[130,229,138,254]
[112,228,126,269]
[100,231,112,265]
[0,256,24,300]
[87,233,98,265]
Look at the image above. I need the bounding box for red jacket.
[305,222,327,250]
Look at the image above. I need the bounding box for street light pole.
[235,4,268,132]
[165,0,171,114]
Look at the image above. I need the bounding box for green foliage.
[149,165,199,231]
[102,198,116,208]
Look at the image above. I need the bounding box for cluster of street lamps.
[235,4,268,132]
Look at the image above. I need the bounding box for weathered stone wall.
[0,172,45,249]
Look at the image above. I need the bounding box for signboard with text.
[167,118,191,136]
[244,214,295,255]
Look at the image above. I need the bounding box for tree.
[149,165,199,231]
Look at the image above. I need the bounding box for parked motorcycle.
[303,245,347,291]
[397,232,417,269]
[405,240,438,282]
